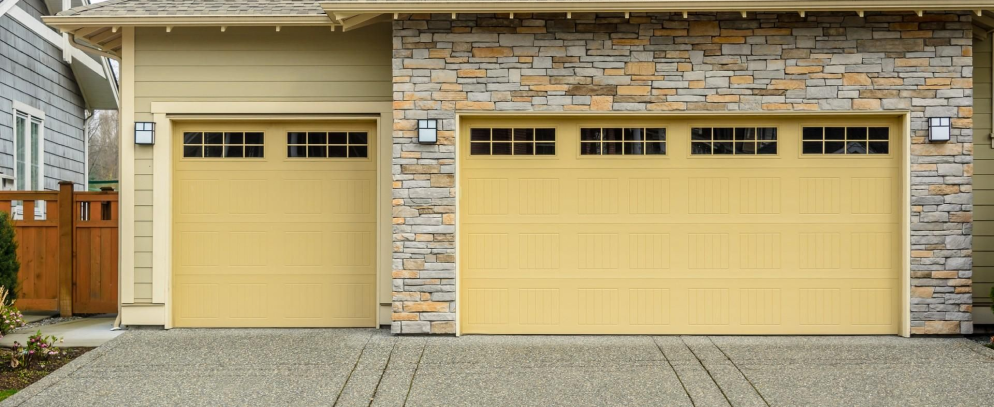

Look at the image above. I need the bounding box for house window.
[183,132,265,158]
[286,132,368,158]
[802,127,889,155]
[13,107,44,191]
[470,128,556,156]
[580,127,666,156]
[691,127,778,155]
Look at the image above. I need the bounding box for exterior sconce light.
[928,118,950,142]
[135,122,155,145]
[418,119,437,144]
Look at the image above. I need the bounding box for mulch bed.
[0,347,92,400]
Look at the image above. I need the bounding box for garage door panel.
[461,117,901,335]
[173,121,377,328]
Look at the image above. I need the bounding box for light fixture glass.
[418,119,437,144]
[928,117,950,142]
[135,122,155,145]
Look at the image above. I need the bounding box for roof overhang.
[43,15,341,58]
[321,0,994,14]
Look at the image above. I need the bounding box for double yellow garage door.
[172,121,377,327]
[460,116,902,335]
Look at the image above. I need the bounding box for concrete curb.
[1,332,129,406]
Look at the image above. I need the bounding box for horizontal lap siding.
[0,0,86,191]
[132,25,392,303]
[973,33,993,324]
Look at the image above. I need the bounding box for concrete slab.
[0,317,122,348]
[4,331,994,407]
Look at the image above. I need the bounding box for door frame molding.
[147,101,393,328]
[454,110,912,337]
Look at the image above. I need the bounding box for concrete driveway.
[3,329,993,406]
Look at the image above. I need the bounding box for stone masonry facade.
[391,11,974,334]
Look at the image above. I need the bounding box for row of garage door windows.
[178,126,891,159]
[470,126,891,156]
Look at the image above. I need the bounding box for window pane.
[603,142,623,155]
[30,121,39,191]
[513,143,534,155]
[535,129,556,141]
[205,132,223,144]
[535,143,556,155]
[868,142,889,154]
[245,132,264,144]
[802,142,822,154]
[204,146,223,157]
[328,146,348,157]
[244,146,264,157]
[825,127,845,140]
[869,127,889,140]
[645,142,666,155]
[470,143,490,155]
[287,132,307,144]
[713,128,733,141]
[328,132,348,144]
[847,127,867,140]
[735,128,755,140]
[847,141,867,154]
[691,142,712,154]
[624,142,644,155]
[624,128,644,141]
[470,128,490,141]
[691,128,711,140]
[308,146,327,158]
[513,128,534,141]
[825,142,845,154]
[349,146,368,158]
[580,128,601,141]
[350,132,369,145]
[802,127,822,140]
[492,143,512,155]
[580,142,601,155]
[224,146,243,158]
[757,128,777,140]
[184,132,203,144]
[308,132,327,145]
[183,146,203,158]
[287,146,307,158]
[757,142,777,155]
[491,128,512,141]
[645,128,666,141]
[734,142,755,154]
[224,132,243,144]
[15,115,26,190]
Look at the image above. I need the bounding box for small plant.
[0,212,18,300]
[0,286,24,337]
[9,331,62,370]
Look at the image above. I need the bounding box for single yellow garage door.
[460,116,902,335]
[172,121,376,327]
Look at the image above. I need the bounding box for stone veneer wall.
[391,11,974,335]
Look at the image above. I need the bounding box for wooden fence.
[0,181,118,316]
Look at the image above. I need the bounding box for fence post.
[58,181,73,317]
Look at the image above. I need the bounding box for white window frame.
[12,101,45,192]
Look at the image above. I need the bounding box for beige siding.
[130,25,392,304]
[974,32,993,324]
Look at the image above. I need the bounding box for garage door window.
[691,127,777,155]
[287,132,368,158]
[183,132,264,158]
[470,128,556,156]
[802,127,889,155]
[580,128,666,156]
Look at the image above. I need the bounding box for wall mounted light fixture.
[418,119,438,144]
[135,122,155,145]
[928,118,950,142]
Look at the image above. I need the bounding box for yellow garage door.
[460,116,902,335]
[172,121,376,327]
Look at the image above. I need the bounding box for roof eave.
[43,14,337,30]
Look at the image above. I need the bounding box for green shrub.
[9,331,62,369]
[0,212,18,299]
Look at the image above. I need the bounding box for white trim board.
[5,4,105,77]
[0,0,20,18]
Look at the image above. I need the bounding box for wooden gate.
[0,182,118,315]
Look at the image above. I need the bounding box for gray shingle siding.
[1,0,87,190]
